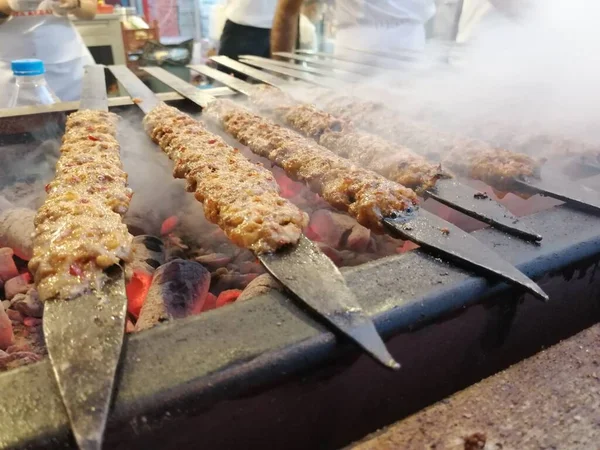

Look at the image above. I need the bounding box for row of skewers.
[138,64,546,297]
[29,61,599,449]
[219,53,600,169]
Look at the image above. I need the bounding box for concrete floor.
[350,323,600,450]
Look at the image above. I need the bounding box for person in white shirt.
[299,8,317,51]
[219,0,278,61]
[432,0,531,44]
[0,0,96,101]
[272,0,436,58]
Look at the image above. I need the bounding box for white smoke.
[372,0,600,152]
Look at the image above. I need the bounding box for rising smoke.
[283,0,600,159]
[371,0,600,153]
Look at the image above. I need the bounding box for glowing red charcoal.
[0,248,19,283]
[396,241,419,254]
[200,292,218,312]
[0,303,14,350]
[126,270,153,318]
[135,260,211,331]
[4,273,32,300]
[216,289,242,308]
[160,216,179,236]
[275,172,305,198]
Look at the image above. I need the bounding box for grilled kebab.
[204,99,418,233]
[143,102,308,254]
[28,110,133,301]
[248,85,448,193]
[312,91,543,190]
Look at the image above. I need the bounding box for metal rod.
[234,58,341,88]
[273,51,376,74]
[207,57,290,87]
[294,49,409,69]
[240,55,363,82]
[0,89,235,119]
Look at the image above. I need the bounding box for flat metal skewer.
[291,50,413,71]
[222,60,600,217]
[513,175,600,214]
[206,57,292,87]
[240,55,364,82]
[190,64,542,243]
[43,65,128,450]
[108,65,399,370]
[234,57,342,88]
[142,66,548,302]
[272,51,376,74]
[295,49,406,66]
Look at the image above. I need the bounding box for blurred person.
[272,0,436,58]
[299,0,319,51]
[217,0,318,70]
[433,0,534,43]
[0,0,97,102]
[219,0,278,61]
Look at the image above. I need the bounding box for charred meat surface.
[205,99,418,233]
[28,110,133,301]
[143,103,308,254]
[317,93,542,190]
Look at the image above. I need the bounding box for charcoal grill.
[0,80,599,450]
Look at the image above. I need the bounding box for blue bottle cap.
[11,59,45,76]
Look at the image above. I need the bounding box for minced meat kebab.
[313,91,542,190]
[143,103,308,254]
[204,100,418,233]
[28,110,133,301]
[249,85,449,193]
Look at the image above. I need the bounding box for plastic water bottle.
[6,59,59,108]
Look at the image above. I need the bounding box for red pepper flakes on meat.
[29,110,133,301]
[44,183,50,193]
[69,264,83,277]
[208,139,216,144]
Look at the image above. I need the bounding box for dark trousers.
[219,19,271,61]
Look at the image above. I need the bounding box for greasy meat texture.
[261,93,448,193]
[248,85,447,192]
[205,99,417,233]
[28,110,133,301]
[143,103,307,254]
[318,93,542,189]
